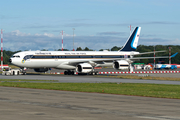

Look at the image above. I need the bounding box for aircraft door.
[54,54,58,61]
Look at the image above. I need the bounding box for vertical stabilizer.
[120,27,141,51]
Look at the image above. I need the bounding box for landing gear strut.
[129,64,134,72]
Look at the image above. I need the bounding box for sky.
[0,0,180,51]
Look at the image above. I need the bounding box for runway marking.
[99,71,180,75]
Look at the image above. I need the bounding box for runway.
[0,87,180,120]
[1,74,180,85]
[1,73,180,120]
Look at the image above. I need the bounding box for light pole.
[72,28,75,51]
[1,29,3,72]
[128,25,133,35]
[60,30,64,51]
[154,45,155,69]
[169,47,172,64]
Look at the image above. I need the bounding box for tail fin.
[120,27,141,51]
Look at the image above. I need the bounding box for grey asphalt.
[1,71,180,120]
[1,74,180,85]
[0,87,180,120]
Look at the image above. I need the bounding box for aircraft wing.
[132,50,166,56]
[67,52,178,66]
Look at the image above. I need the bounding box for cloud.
[97,32,126,36]
[139,37,176,46]
[64,23,96,27]
[64,33,76,37]
[2,29,178,51]
[144,21,178,25]
[3,30,127,51]
[43,33,55,37]
[11,30,31,36]
[23,25,57,29]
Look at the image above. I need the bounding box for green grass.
[97,75,180,81]
[0,81,180,99]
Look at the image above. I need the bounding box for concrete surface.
[0,87,180,120]
[1,74,180,85]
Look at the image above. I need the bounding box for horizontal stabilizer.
[171,52,178,58]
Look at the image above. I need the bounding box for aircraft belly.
[96,62,113,67]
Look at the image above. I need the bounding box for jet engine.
[34,68,49,72]
[113,60,129,70]
[76,63,93,73]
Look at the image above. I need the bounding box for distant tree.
[63,49,69,51]
[111,46,121,51]
[57,49,69,51]
[83,47,93,51]
[41,49,48,51]
[0,50,21,64]
[76,47,83,51]
[84,47,89,51]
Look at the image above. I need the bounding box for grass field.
[97,75,180,81]
[0,79,180,99]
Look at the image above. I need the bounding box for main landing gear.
[77,71,98,75]
[89,71,99,75]
[64,70,74,75]
[63,70,99,75]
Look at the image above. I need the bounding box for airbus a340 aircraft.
[9,27,177,75]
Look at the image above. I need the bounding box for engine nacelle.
[113,60,129,70]
[34,68,49,72]
[76,63,93,73]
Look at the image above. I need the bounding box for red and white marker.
[1,29,3,71]
[61,30,63,51]
[98,71,180,74]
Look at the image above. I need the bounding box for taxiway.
[1,69,180,120]
[1,74,180,85]
[0,87,180,120]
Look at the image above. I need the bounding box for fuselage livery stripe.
[24,55,130,60]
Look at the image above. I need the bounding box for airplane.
[9,27,178,75]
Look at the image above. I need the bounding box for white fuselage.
[10,50,139,70]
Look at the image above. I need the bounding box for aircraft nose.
[9,59,12,63]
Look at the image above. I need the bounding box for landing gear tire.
[64,71,68,75]
[68,71,71,75]
[64,70,74,75]
[95,71,98,75]
[22,71,26,75]
[89,71,98,75]
[71,71,74,75]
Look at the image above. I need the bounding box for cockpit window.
[12,55,20,58]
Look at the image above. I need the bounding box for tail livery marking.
[120,27,141,51]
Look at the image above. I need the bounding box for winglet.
[171,52,178,58]
[120,27,141,51]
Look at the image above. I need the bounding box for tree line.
[1,45,180,64]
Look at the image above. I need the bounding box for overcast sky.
[0,0,180,51]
